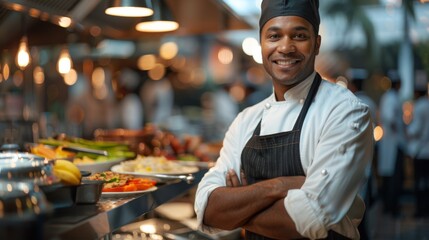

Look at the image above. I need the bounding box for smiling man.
[195,0,374,239]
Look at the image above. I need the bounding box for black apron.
[241,74,349,240]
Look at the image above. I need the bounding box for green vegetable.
[105,177,119,183]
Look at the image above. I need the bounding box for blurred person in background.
[377,70,407,217]
[406,81,429,218]
[140,71,174,128]
[212,84,239,135]
[195,0,374,239]
[118,68,144,130]
[200,83,239,142]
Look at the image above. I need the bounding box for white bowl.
[75,158,124,174]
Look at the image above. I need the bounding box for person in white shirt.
[407,84,429,217]
[194,0,374,239]
[377,71,406,217]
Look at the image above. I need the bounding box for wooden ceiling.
[0,0,253,50]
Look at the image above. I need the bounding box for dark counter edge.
[43,169,206,240]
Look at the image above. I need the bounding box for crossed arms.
[203,169,305,239]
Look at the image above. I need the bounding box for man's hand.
[226,169,248,187]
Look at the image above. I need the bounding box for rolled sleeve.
[285,190,328,239]
[195,173,224,233]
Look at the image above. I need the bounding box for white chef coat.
[195,72,374,239]
[407,96,429,159]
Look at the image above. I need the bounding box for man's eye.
[294,34,308,40]
[268,34,279,39]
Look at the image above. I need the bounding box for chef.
[195,0,374,239]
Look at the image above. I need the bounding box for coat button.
[351,122,360,130]
[299,98,305,104]
[265,103,271,109]
[321,169,328,176]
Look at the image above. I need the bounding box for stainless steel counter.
[43,169,206,240]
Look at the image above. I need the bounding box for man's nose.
[278,38,296,54]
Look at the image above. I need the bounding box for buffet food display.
[0,126,217,239]
[115,155,199,175]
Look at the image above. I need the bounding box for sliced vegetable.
[88,171,156,192]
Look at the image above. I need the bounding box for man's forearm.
[243,199,303,239]
[203,175,305,230]
[203,180,281,230]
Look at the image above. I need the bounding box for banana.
[54,159,82,180]
[53,168,80,185]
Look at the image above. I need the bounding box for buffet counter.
[43,169,206,240]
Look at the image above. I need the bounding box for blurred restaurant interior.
[1,0,429,239]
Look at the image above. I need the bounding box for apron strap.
[293,73,322,131]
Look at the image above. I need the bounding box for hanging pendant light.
[16,36,31,69]
[105,0,153,17]
[136,0,179,32]
[57,48,73,75]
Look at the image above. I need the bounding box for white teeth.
[277,59,298,65]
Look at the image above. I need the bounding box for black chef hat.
[259,0,320,34]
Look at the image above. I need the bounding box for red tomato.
[123,184,137,192]
[102,178,156,192]
[129,178,156,185]
[134,183,154,190]
[103,186,125,192]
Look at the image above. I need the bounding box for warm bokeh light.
[137,54,157,71]
[92,67,106,88]
[57,48,73,75]
[148,63,166,80]
[242,37,259,56]
[28,8,41,18]
[170,56,186,70]
[58,16,72,28]
[402,101,413,125]
[9,3,25,11]
[373,125,383,142]
[16,36,31,69]
[33,66,45,84]
[3,63,10,80]
[218,46,233,65]
[160,42,178,60]
[64,68,78,86]
[105,6,153,17]
[91,67,109,100]
[230,83,246,102]
[136,21,179,32]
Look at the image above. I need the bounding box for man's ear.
[315,35,321,55]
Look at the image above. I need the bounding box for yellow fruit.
[54,159,82,179]
[53,168,80,185]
